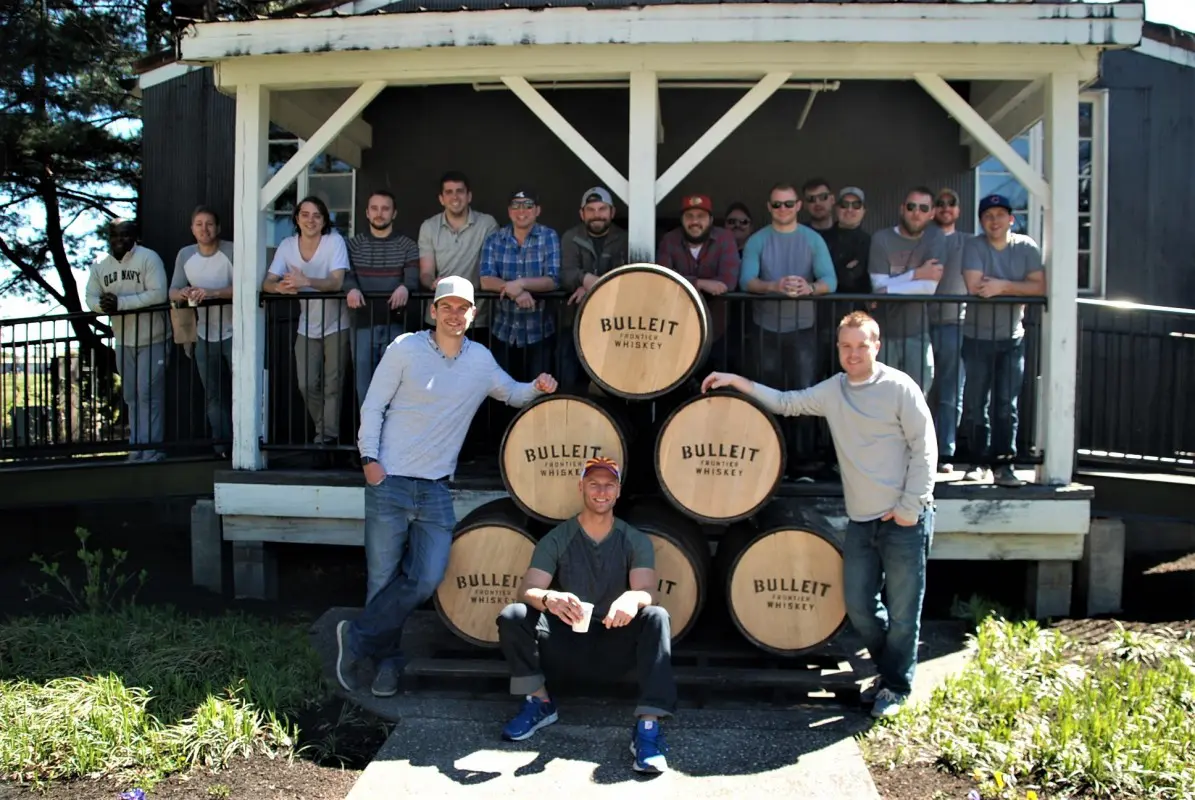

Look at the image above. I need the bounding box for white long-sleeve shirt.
[85,245,170,347]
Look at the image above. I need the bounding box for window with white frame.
[266,124,357,256]
[972,93,1107,295]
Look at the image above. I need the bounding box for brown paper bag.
[170,304,198,347]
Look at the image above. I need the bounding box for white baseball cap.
[433,275,475,306]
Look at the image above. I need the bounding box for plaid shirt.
[480,223,561,346]
[656,226,741,338]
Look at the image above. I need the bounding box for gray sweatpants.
[116,340,169,448]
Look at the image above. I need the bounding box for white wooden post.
[1038,71,1080,485]
[628,71,658,262]
[232,84,270,471]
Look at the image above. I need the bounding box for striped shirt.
[479,223,561,347]
[344,230,421,327]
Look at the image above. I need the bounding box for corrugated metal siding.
[1098,49,1195,309]
[359,80,973,238]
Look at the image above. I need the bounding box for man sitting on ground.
[496,456,676,775]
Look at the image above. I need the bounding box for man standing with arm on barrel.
[701,310,936,718]
[335,275,558,698]
[496,456,677,775]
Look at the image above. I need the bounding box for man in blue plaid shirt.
[480,189,562,381]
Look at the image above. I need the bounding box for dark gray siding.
[358,81,974,240]
[1097,49,1195,309]
[140,68,236,274]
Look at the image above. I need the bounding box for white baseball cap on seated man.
[433,274,475,306]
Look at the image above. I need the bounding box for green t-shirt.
[530,517,654,613]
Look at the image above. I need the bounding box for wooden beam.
[965,80,1046,167]
[628,71,659,262]
[1038,70,1081,485]
[231,84,269,470]
[915,72,1052,207]
[259,80,384,211]
[209,43,1103,92]
[499,76,629,204]
[655,71,790,203]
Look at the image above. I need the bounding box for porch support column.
[628,71,659,261]
[1039,71,1080,485]
[915,73,1051,207]
[232,84,270,470]
[259,80,385,210]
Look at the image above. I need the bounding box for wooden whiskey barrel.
[654,390,786,524]
[623,501,711,643]
[574,263,711,400]
[717,502,846,657]
[434,499,541,648]
[500,393,631,523]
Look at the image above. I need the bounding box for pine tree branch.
[0,233,69,308]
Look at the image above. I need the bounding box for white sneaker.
[870,688,909,718]
[964,466,993,483]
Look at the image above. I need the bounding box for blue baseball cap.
[978,194,1013,218]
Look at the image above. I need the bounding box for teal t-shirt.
[530,517,654,613]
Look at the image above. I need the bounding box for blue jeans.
[881,334,934,396]
[351,475,456,669]
[194,336,233,450]
[116,340,169,450]
[352,323,404,407]
[492,336,553,384]
[555,330,584,392]
[843,507,935,695]
[962,336,1026,465]
[929,323,965,460]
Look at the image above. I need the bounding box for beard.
[586,219,610,236]
[682,226,711,245]
[369,218,393,231]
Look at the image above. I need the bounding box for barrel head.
[435,524,537,647]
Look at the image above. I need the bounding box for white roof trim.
[138,62,203,90]
[1135,37,1195,69]
[180,3,1144,61]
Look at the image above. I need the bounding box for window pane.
[979,174,1029,210]
[1077,252,1091,290]
[309,174,354,212]
[1079,215,1091,251]
[268,142,298,179]
[979,154,1005,173]
[309,155,354,175]
[328,210,353,237]
[1012,135,1031,160]
[1079,140,1092,171]
[1079,102,1093,138]
[272,183,297,214]
[268,214,294,247]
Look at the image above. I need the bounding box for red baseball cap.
[581,456,622,483]
[681,194,713,214]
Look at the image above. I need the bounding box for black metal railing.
[260,291,1045,476]
[1076,299,1195,472]
[0,301,233,461]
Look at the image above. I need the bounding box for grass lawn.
[863,617,1195,800]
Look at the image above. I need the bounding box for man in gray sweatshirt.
[702,310,936,718]
[335,275,558,698]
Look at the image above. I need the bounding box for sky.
[1,0,1191,326]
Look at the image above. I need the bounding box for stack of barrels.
[434,263,846,658]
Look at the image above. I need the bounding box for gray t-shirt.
[929,230,968,325]
[357,331,542,479]
[868,226,947,340]
[417,209,499,327]
[962,233,1044,340]
[751,364,936,522]
[171,241,235,341]
[530,518,655,614]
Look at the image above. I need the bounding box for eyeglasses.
[770,200,798,209]
[725,217,751,226]
[804,192,831,203]
[838,200,863,210]
[905,203,932,213]
[509,200,536,210]
[935,197,958,208]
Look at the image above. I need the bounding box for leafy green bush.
[866,619,1195,799]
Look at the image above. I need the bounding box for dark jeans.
[194,336,232,451]
[352,322,404,408]
[929,323,965,461]
[843,507,935,695]
[962,335,1026,466]
[497,603,677,719]
[555,330,585,392]
[750,326,819,471]
[492,336,554,384]
[349,476,456,670]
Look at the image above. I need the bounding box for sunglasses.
[726,217,751,226]
[509,200,537,210]
[905,202,932,213]
[804,192,831,203]
[838,200,863,210]
[935,197,959,208]
[770,200,798,209]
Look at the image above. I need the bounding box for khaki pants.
[295,330,349,442]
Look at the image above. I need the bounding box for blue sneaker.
[502,695,558,741]
[630,719,668,774]
[870,688,909,719]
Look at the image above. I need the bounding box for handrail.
[0,298,233,328]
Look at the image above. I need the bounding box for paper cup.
[572,602,595,633]
[187,297,200,307]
